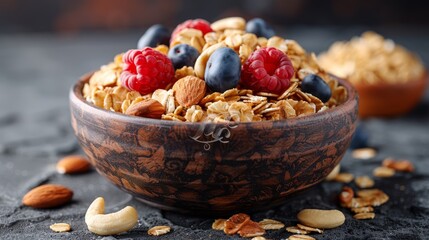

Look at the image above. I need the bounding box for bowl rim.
[70,72,358,127]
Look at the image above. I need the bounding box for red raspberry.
[171,19,213,40]
[241,47,294,94]
[120,48,174,95]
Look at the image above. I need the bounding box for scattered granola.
[147,226,171,236]
[287,234,316,240]
[373,166,395,178]
[355,176,375,188]
[50,223,71,233]
[333,172,354,183]
[258,219,285,230]
[353,212,375,220]
[351,148,377,159]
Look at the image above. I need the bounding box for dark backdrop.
[0,0,427,33]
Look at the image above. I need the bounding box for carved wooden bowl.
[355,72,427,118]
[70,73,358,215]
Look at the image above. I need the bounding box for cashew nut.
[85,197,138,236]
[194,42,226,79]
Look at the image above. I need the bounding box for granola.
[83,17,348,122]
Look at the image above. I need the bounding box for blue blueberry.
[168,44,199,69]
[301,74,332,102]
[246,18,275,38]
[205,47,241,92]
[350,123,370,149]
[137,24,170,48]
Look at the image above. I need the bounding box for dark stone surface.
[1,27,429,239]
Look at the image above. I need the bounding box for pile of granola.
[318,31,425,85]
[83,17,348,123]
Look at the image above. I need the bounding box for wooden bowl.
[355,72,428,118]
[69,73,358,214]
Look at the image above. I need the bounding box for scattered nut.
[85,197,138,236]
[297,209,345,229]
[148,226,171,236]
[373,166,395,178]
[50,223,71,233]
[325,164,341,181]
[56,155,91,174]
[22,184,73,209]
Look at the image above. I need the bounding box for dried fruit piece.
[297,209,345,229]
[258,219,285,230]
[238,220,265,238]
[382,158,414,172]
[224,213,250,235]
[357,189,389,206]
[339,186,354,204]
[22,184,73,209]
[373,166,395,178]
[56,155,91,174]
[173,76,207,107]
[148,226,171,236]
[50,223,71,233]
[353,212,375,220]
[125,99,165,119]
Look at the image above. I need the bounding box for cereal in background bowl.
[318,31,427,118]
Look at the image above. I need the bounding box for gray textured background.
[0,27,428,239]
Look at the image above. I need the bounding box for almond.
[22,184,73,208]
[125,99,165,119]
[172,75,207,107]
[56,155,91,174]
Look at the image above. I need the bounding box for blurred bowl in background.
[356,71,427,118]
